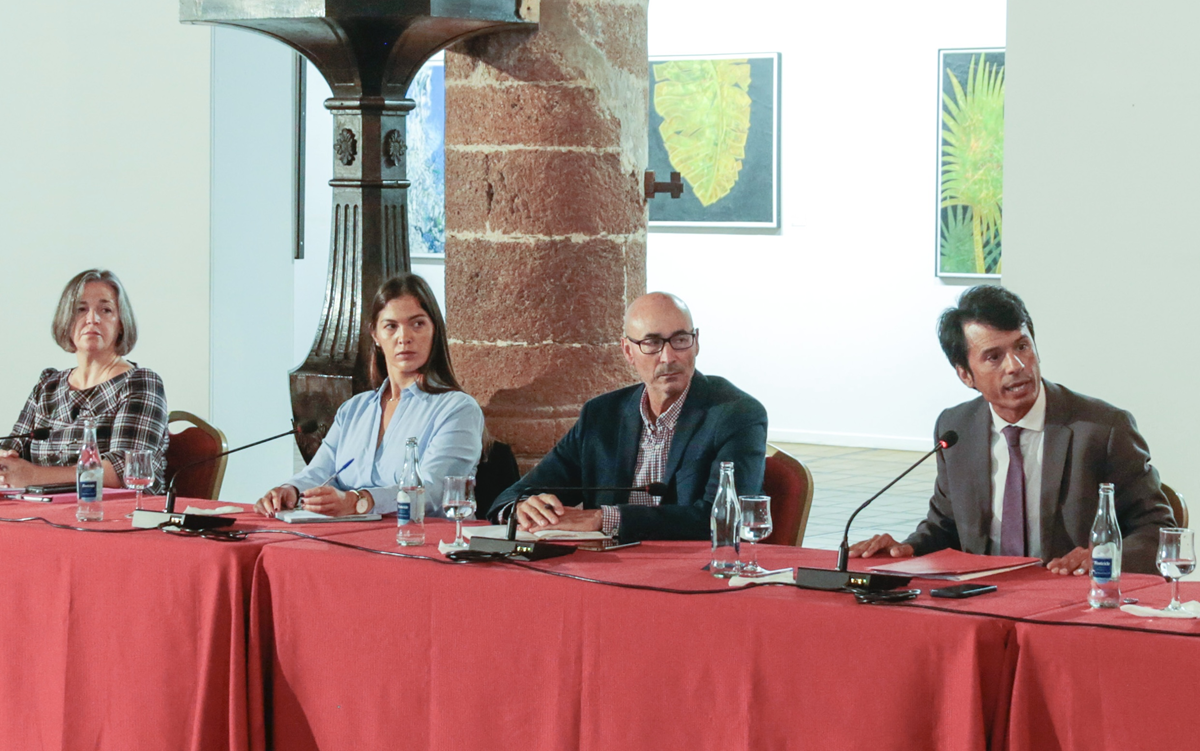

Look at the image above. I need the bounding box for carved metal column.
[181,1,538,458]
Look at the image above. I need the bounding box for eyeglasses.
[625,329,698,355]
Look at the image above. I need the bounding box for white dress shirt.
[988,383,1047,557]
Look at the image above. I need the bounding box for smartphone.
[576,540,642,552]
[931,583,998,599]
[25,483,77,495]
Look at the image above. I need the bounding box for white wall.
[1004,0,1200,506]
[0,2,210,431]
[647,0,1007,449]
[210,28,299,501]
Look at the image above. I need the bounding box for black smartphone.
[25,483,77,495]
[931,583,997,599]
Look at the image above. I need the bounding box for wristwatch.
[349,489,371,514]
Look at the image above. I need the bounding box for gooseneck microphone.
[791,431,958,592]
[0,427,52,442]
[834,431,958,572]
[133,420,319,530]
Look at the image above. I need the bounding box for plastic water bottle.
[710,461,741,578]
[396,437,426,546]
[1089,482,1122,608]
[75,418,104,522]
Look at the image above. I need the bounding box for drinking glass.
[738,495,773,577]
[1156,527,1196,613]
[124,449,154,518]
[442,475,476,548]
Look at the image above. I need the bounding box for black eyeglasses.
[625,329,698,355]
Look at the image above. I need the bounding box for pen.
[321,458,355,487]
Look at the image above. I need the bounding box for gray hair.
[52,269,138,355]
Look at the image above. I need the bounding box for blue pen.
[321,458,355,487]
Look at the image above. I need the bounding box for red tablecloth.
[250,527,1017,751]
[1006,580,1200,751]
[0,496,386,751]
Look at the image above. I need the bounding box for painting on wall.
[937,48,1005,278]
[406,59,446,257]
[648,53,781,229]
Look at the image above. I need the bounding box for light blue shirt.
[287,381,484,515]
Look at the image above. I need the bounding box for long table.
[248,526,1199,751]
[5,503,1196,750]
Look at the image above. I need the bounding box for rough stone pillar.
[444,0,648,469]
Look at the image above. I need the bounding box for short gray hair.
[52,269,138,355]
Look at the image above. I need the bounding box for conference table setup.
[3,497,1198,751]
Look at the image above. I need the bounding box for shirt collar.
[639,382,691,433]
[375,378,424,403]
[989,379,1047,434]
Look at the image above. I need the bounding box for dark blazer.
[489,372,768,541]
[904,380,1175,574]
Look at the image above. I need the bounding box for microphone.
[0,427,52,442]
[472,482,670,561]
[132,420,319,530]
[792,431,958,592]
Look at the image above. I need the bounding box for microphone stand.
[133,423,316,531]
[792,434,955,592]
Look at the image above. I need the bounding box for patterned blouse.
[0,367,169,493]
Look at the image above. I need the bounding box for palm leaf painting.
[940,52,1005,275]
[653,59,752,207]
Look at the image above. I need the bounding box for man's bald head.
[620,292,698,417]
[623,292,693,336]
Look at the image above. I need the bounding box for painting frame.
[935,47,1005,279]
[648,52,781,231]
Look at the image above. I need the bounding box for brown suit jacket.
[904,381,1175,574]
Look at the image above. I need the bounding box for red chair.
[761,444,815,547]
[165,411,229,501]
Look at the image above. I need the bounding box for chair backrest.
[165,410,229,501]
[475,440,520,516]
[761,444,815,547]
[1163,482,1189,528]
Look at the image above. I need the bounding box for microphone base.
[131,509,236,531]
[468,536,575,561]
[793,567,912,592]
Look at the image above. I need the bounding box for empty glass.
[124,449,154,518]
[442,475,476,549]
[1156,527,1196,613]
[738,495,773,577]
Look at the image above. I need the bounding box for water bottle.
[75,418,104,522]
[396,437,426,546]
[1089,482,1122,608]
[709,461,741,578]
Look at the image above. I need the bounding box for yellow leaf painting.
[653,59,752,207]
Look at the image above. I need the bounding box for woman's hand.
[298,486,358,517]
[0,456,37,488]
[254,485,299,518]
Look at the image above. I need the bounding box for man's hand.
[516,493,603,532]
[254,485,298,518]
[0,456,37,488]
[848,533,915,559]
[1047,546,1090,576]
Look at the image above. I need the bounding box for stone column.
[444,0,648,469]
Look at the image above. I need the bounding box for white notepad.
[276,509,383,524]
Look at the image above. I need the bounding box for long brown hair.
[368,273,463,393]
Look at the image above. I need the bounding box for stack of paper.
[867,549,1040,581]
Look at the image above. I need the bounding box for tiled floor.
[773,442,936,551]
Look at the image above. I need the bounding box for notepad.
[277,509,383,524]
[463,525,610,542]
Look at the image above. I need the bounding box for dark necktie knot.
[1002,424,1022,448]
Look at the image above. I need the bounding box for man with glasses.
[488,292,767,541]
